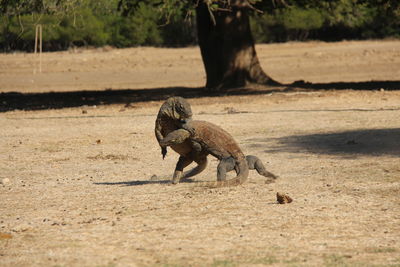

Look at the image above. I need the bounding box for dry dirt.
[1,41,400,266]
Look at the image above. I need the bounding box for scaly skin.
[155,97,208,180]
[156,97,278,186]
[160,120,250,188]
[155,96,193,158]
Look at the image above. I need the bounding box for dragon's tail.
[195,157,249,188]
[246,155,278,180]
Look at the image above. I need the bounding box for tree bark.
[196,1,280,90]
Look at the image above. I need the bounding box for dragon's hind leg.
[172,156,193,184]
[182,156,208,179]
[219,155,278,181]
[217,157,237,181]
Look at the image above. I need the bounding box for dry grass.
[1,41,400,266]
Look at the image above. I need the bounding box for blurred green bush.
[0,0,398,51]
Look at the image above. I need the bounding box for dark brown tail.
[246,155,278,180]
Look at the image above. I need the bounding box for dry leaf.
[277,192,293,204]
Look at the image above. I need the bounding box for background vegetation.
[0,0,399,52]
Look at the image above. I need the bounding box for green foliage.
[251,7,325,42]
[279,8,324,30]
[0,0,194,51]
[251,0,400,42]
[0,0,399,51]
[116,2,163,46]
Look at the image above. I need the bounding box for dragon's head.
[164,96,193,122]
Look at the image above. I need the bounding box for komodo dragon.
[155,96,193,158]
[155,97,209,181]
[155,97,277,187]
[160,120,277,187]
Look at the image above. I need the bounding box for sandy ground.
[1,40,400,266]
[1,40,400,92]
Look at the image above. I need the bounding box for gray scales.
[155,97,277,187]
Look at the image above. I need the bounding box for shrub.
[0,0,399,51]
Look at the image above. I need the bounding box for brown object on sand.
[277,192,293,204]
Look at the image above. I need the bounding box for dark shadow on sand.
[94,178,195,187]
[94,180,170,186]
[290,80,400,90]
[248,128,400,157]
[1,80,399,112]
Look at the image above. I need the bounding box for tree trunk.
[196,1,280,90]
